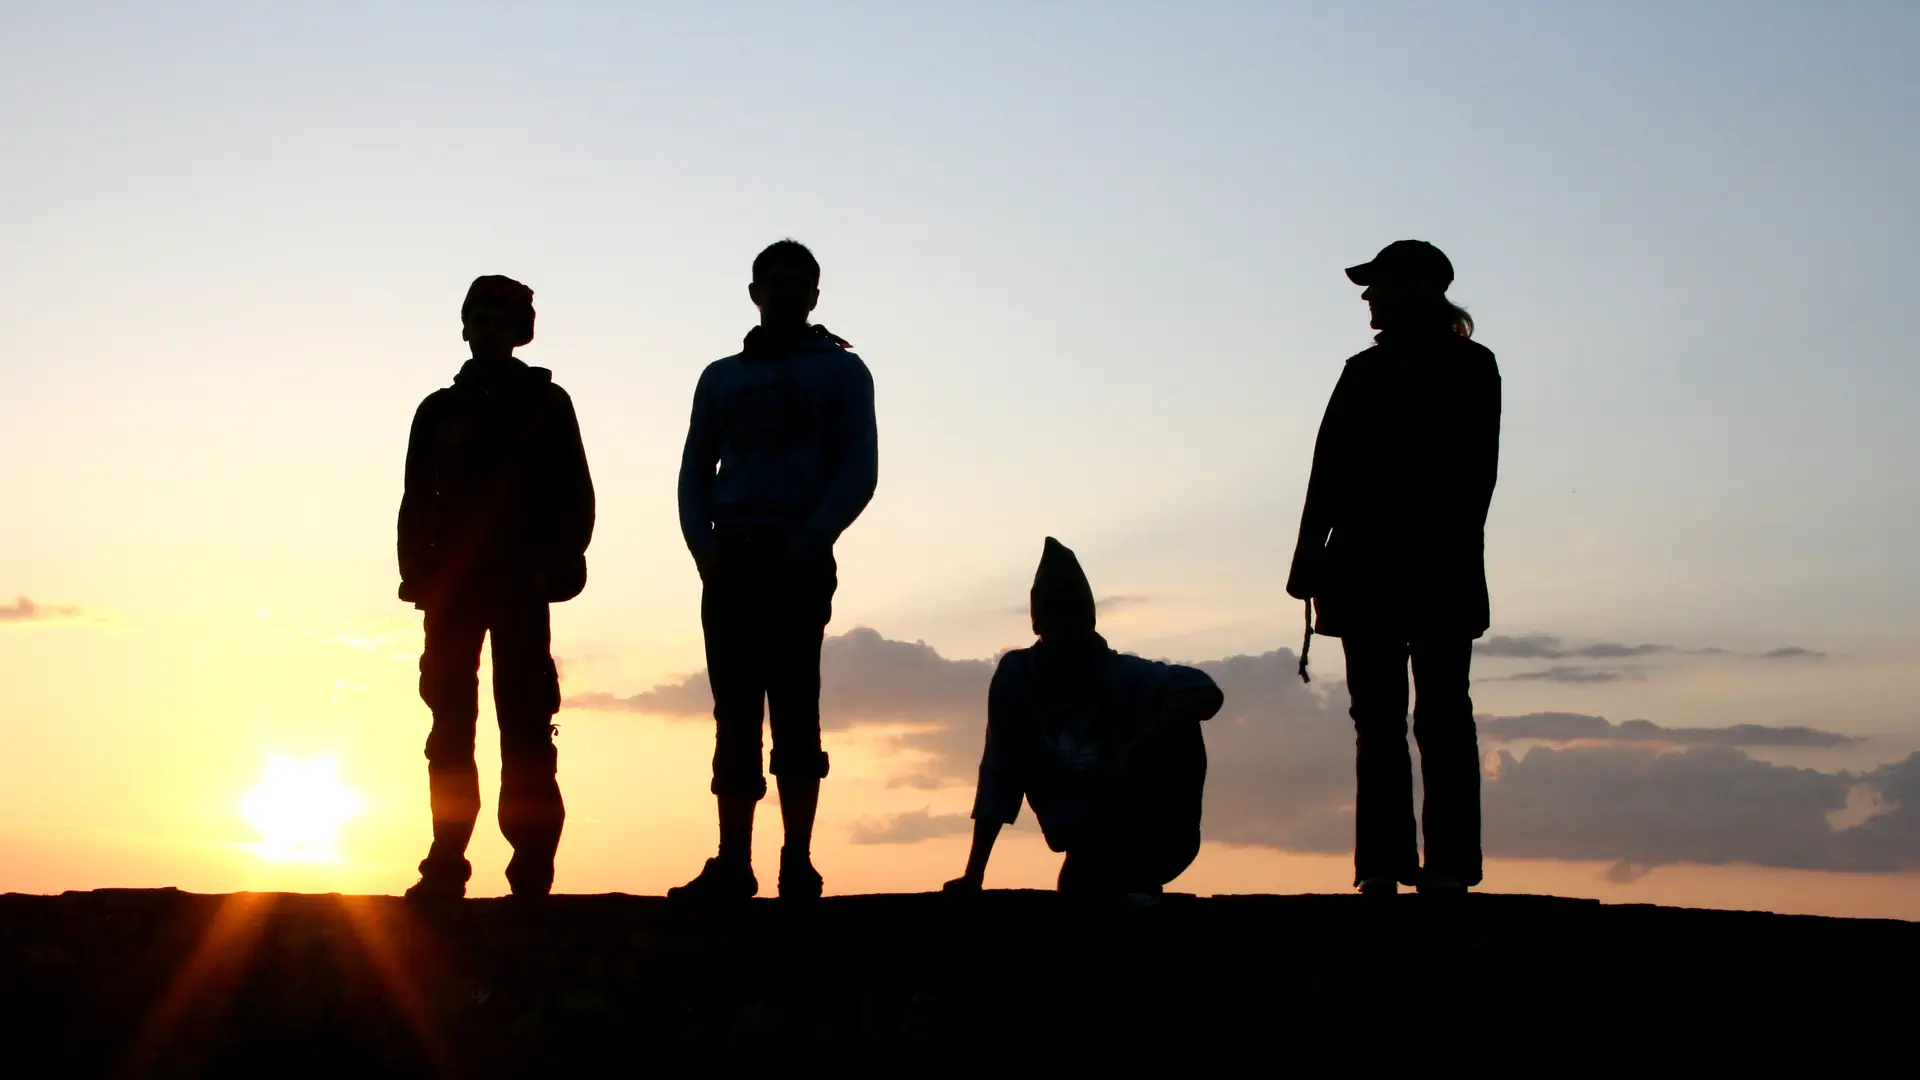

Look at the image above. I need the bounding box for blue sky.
[2,2,1918,909]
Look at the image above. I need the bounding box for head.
[461,275,536,359]
[748,239,821,329]
[1029,537,1097,643]
[1346,240,1473,338]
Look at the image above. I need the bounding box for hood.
[453,356,553,390]
[1030,536,1096,637]
[742,323,851,359]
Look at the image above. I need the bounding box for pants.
[701,531,836,801]
[1055,721,1208,894]
[1342,636,1482,886]
[417,594,564,893]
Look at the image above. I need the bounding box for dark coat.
[398,358,595,608]
[1286,330,1501,639]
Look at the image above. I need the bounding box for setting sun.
[240,754,365,861]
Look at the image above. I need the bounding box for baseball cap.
[1345,240,1454,287]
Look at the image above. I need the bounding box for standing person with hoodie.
[398,275,596,901]
[1286,240,1501,897]
[672,240,878,903]
[944,538,1223,904]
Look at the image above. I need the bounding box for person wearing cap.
[1286,240,1501,897]
[398,275,596,901]
[944,538,1223,903]
[671,240,878,904]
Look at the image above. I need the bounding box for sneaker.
[667,857,758,904]
[1357,877,1399,898]
[778,847,823,903]
[405,872,467,903]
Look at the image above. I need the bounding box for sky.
[3,1,1918,919]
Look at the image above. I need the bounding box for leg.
[1411,637,1481,887]
[492,601,564,897]
[669,551,770,901]
[766,553,835,897]
[1343,636,1417,888]
[704,559,771,852]
[1098,719,1208,895]
[415,603,487,891]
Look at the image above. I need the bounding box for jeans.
[701,531,836,800]
[417,593,564,893]
[1342,636,1482,887]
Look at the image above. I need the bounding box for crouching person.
[944,538,1222,903]
[398,275,595,901]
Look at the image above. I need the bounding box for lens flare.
[240,754,364,860]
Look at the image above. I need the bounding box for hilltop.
[2,888,1912,1074]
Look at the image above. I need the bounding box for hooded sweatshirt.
[677,325,878,557]
[972,538,1219,846]
[398,357,595,606]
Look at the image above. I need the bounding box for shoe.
[1417,874,1469,897]
[405,872,467,903]
[405,854,470,903]
[778,847,823,903]
[1357,877,1399,898]
[505,855,555,900]
[668,857,758,904]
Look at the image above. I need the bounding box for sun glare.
[240,754,365,861]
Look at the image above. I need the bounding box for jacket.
[1286,330,1500,638]
[397,357,595,607]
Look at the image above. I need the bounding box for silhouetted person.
[398,275,595,900]
[944,538,1222,904]
[671,240,878,903]
[1286,241,1500,897]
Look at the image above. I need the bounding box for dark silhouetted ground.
[2,888,1912,1075]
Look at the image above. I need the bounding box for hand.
[942,873,983,895]
[784,528,829,563]
[693,545,726,584]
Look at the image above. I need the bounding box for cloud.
[997,594,1151,617]
[848,808,974,845]
[1476,634,1672,660]
[0,596,88,625]
[566,628,1917,874]
[1476,634,1826,665]
[1483,746,1919,873]
[1604,861,1653,884]
[566,628,995,729]
[1481,713,1860,749]
[1498,666,1637,684]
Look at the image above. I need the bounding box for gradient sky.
[3,2,1918,917]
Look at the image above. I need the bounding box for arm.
[676,366,721,568]
[793,355,878,555]
[553,388,596,559]
[1468,362,1501,529]
[396,396,438,603]
[947,819,1004,892]
[947,659,1024,892]
[1115,671,1223,779]
[1130,683,1224,748]
[1286,366,1354,600]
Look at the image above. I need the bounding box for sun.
[240,754,365,861]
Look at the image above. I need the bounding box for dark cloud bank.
[568,628,1916,874]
